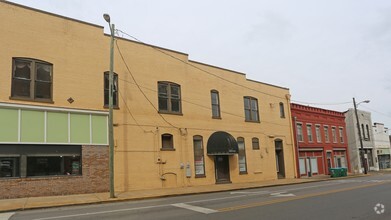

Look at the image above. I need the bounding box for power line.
[115,39,178,129]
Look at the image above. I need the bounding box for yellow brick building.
[0,2,297,197]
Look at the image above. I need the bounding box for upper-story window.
[252,137,260,150]
[361,124,366,140]
[279,102,285,118]
[366,124,371,141]
[307,124,313,142]
[324,126,330,142]
[161,133,174,150]
[339,127,344,143]
[104,72,119,108]
[11,58,53,102]
[158,82,181,114]
[244,96,259,122]
[297,123,304,142]
[211,90,221,118]
[332,127,337,143]
[316,125,322,143]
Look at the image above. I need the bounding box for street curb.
[0,174,369,213]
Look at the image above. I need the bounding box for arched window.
[161,133,174,150]
[12,58,53,102]
[104,71,118,108]
[158,82,181,114]
[211,90,221,118]
[193,135,205,177]
[252,137,260,150]
[237,137,247,174]
[279,102,285,118]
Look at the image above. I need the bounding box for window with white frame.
[332,127,337,143]
[307,124,313,142]
[315,125,322,143]
[324,126,330,142]
[339,127,344,143]
[297,123,304,142]
[193,135,205,177]
[237,137,247,174]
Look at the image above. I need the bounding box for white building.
[345,109,379,173]
[373,123,391,169]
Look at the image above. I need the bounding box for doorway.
[275,139,285,179]
[215,155,230,183]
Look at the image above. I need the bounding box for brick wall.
[0,145,109,199]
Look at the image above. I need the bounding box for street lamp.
[353,98,370,174]
[103,13,115,198]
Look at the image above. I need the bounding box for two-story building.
[291,103,350,177]
[373,123,390,169]
[0,2,297,199]
[345,109,378,173]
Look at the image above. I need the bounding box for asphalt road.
[6,173,391,220]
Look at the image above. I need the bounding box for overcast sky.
[8,0,391,129]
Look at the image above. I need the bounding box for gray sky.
[9,0,391,129]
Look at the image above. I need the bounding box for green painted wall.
[92,115,107,144]
[0,107,107,145]
[70,113,90,144]
[0,108,19,142]
[47,112,68,143]
[20,110,45,142]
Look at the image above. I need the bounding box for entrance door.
[275,139,285,179]
[215,155,230,183]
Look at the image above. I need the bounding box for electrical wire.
[115,39,179,129]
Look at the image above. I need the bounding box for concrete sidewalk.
[0,174,361,213]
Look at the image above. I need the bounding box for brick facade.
[0,145,108,199]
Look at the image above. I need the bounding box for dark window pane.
[244,98,250,109]
[211,92,219,105]
[104,90,109,106]
[27,157,62,176]
[212,105,220,117]
[12,78,31,97]
[171,100,180,112]
[251,99,258,110]
[162,134,173,149]
[14,60,31,79]
[35,82,51,99]
[158,83,168,97]
[36,63,52,82]
[245,109,251,120]
[251,110,258,121]
[104,73,109,90]
[0,157,20,177]
[159,97,168,111]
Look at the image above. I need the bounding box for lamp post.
[353,98,370,174]
[103,13,115,198]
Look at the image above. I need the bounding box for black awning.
[207,131,239,155]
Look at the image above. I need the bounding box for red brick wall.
[0,145,109,199]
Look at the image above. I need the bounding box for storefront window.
[0,157,20,177]
[27,156,81,177]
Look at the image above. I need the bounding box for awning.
[207,131,239,155]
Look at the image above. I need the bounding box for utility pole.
[353,98,368,174]
[103,13,116,198]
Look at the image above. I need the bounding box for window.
[252,138,260,150]
[11,58,53,102]
[332,127,337,143]
[279,102,285,118]
[104,72,118,108]
[237,137,247,174]
[297,123,304,142]
[307,124,313,142]
[193,136,205,177]
[361,124,366,140]
[244,96,259,122]
[211,90,221,118]
[366,125,370,141]
[161,133,174,150]
[339,127,344,143]
[0,145,81,178]
[324,126,330,142]
[0,157,20,177]
[27,156,81,176]
[315,125,322,143]
[158,82,181,114]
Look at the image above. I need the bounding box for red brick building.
[291,103,350,177]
